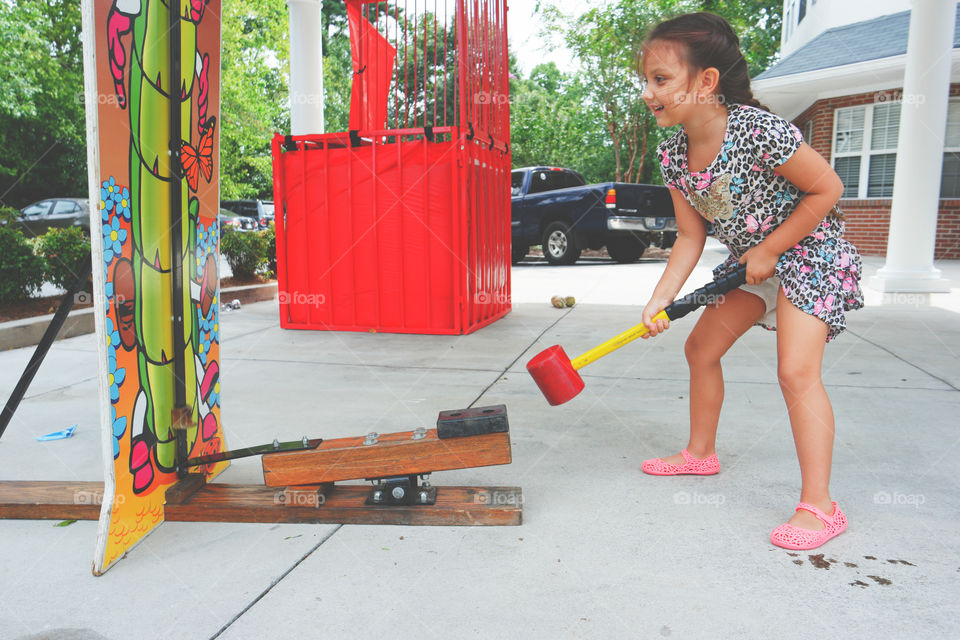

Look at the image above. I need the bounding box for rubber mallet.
[526,265,748,405]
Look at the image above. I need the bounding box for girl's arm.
[642,189,708,337]
[739,142,844,284]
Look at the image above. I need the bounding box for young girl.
[637,13,864,550]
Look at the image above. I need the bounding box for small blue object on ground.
[35,425,77,441]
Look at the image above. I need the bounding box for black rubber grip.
[663,265,748,321]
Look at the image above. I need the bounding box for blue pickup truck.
[511,167,676,265]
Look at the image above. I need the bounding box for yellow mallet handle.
[566,265,748,372]
[570,310,669,370]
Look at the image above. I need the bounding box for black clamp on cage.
[283,135,297,152]
[424,125,435,143]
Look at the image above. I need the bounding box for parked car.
[220,199,274,229]
[11,198,91,237]
[219,208,259,232]
[511,167,676,265]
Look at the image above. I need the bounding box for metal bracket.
[182,437,322,469]
[366,475,436,506]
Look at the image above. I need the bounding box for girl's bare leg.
[659,289,766,464]
[775,289,835,530]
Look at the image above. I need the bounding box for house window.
[941,101,960,198]
[868,102,900,197]
[834,98,960,199]
[832,106,865,198]
[833,102,901,198]
[798,0,807,23]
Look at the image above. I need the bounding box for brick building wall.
[792,87,960,259]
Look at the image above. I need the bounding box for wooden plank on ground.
[0,481,523,526]
[164,484,522,526]
[261,429,512,487]
[0,481,104,520]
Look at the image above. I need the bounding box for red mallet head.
[526,345,585,406]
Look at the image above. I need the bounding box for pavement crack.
[468,308,575,408]
[848,329,959,392]
[209,525,342,639]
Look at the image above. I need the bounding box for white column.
[287,0,325,135]
[870,0,954,293]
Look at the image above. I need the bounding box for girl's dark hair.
[642,12,769,111]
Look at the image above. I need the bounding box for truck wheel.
[512,243,528,264]
[542,221,581,265]
[606,235,648,263]
[659,232,677,249]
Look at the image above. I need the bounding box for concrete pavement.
[1,239,958,639]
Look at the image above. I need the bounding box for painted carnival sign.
[83,0,226,574]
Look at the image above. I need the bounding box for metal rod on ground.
[0,256,93,440]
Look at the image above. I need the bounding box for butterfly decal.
[745,213,774,234]
[181,117,216,192]
[740,188,764,209]
[813,294,835,315]
[729,176,745,195]
[774,190,793,206]
[692,171,713,190]
[718,140,734,163]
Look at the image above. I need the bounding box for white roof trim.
[753,50,960,119]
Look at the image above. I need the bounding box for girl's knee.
[685,333,721,368]
[777,357,822,391]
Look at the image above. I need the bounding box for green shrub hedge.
[220,228,269,280]
[0,226,47,303]
[37,227,91,290]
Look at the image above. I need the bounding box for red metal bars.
[272,0,510,335]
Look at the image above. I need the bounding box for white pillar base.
[869,267,951,293]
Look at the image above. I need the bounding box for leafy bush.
[37,227,91,290]
[220,228,268,280]
[262,222,277,278]
[0,206,19,226]
[0,226,46,303]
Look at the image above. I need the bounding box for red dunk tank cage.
[272,0,511,335]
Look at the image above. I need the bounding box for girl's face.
[641,40,702,127]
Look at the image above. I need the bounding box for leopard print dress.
[657,104,864,341]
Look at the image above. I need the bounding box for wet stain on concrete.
[793,559,804,566]
[864,555,877,560]
[868,575,892,586]
[887,559,915,566]
[850,580,870,588]
[809,554,832,569]
[844,562,858,568]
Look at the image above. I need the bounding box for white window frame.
[832,103,903,199]
[833,97,960,200]
[941,98,960,198]
[832,105,870,199]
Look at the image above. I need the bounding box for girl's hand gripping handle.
[570,265,748,370]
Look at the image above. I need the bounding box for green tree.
[538,0,782,184]
[509,61,616,184]
[0,0,86,208]
[219,0,291,200]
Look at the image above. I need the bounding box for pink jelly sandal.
[641,448,720,476]
[770,501,847,550]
